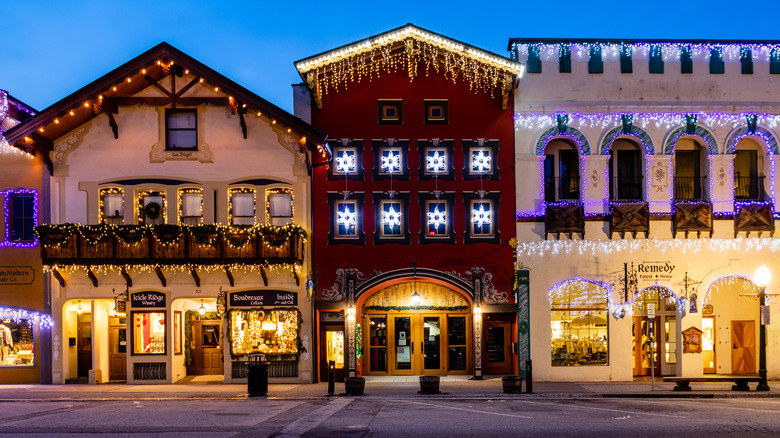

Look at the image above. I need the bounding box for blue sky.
[4,1,780,114]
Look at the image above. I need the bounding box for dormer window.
[165,109,197,150]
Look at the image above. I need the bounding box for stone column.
[583,156,609,215]
[647,155,673,213]
[710,155,734,213]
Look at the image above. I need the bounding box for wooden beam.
[259,266,268,286]
[108,97,229,107]
[190,268,201,287]
[30,132,54,175]
[225,266,235,287]
[175,77,201,98]
[52,268,66,288]
[103,101,119,139]
[144,75,174,98]
[293,269,300,286]
[121,267,132,288]
[86,268,98,288]
[238,104,247,139]
[155,266,167,287]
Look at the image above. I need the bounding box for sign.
[0,266,35,285]
[647,303,656,318]
[130,291,166,308]
[229,290,297,307]
[761,305,771,325]
[636,261,675,284]
[516,269,531,379]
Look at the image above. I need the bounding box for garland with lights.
[114,225,147,245]
[34,224,76,246]
[78,224,113,245]
[224,226,254,249]
[189,224,221,245]
[151,224,183,246]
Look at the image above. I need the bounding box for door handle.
[411,342,414,354]
[733,344,738,349]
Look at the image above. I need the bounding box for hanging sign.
[229,290,297,307]
[130,291,166,308]
[0,266,35,285]
[636,261,675,284]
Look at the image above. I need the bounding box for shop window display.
[230,309,299,356]
[0,320,34,366]
[550,281,608,366]
[133,312,166,354]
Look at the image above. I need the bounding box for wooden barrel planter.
[502,375,523,394]
[418,376,441,394]
[344,376,365,396]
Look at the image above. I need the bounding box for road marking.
[274,398,353,437]
[516,400,685,418]
[637,398,780,414]
[390,400,533,419]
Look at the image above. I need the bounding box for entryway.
[108,315,127,381]
[187,320,223,375]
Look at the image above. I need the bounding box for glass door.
[393,316,413,375]
[421,316,444,374]
[703,316,716,374]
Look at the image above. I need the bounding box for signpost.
[647,303,656,391]
[516,269,531,390]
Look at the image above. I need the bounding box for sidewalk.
[1,376,780,401]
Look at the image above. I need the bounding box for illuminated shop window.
[100,187,124,225]
[230,309,299,356]
[132,312,166,355]
[266,188,293,226]
[380,200,403,238]
[426,200,448,237]
[550,281,608,367]
[379,148,402,175]
[0,319,35,367]
[137,190,166,225]
[229,188,255,225]
[335,148,357,174]
[178,188,202,225]
[470,200,493,237]
[335,200,358,238]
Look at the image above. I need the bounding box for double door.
[365,312,469,376]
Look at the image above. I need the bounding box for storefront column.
[473,274,483,380]
[710,154,735,213]
[346,273,357,377]
[677,304,703,378]
[647,155,673,213]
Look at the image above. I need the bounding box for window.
[177,188,202,225]
[372,140,409,180]
[526,44,541,73]
[327,140,364,180]
[100,188,124,225]
[266,188,293,226]
[710,47,724,74]
[378,100,402,124]
[741,47,753,74]
[0,319,35,366]
[336,148,357,174]
[137,191,165,225]
[328,193,364,244]
[464,192,500,243]
[771,47,780,74]
[649,45,664,74]
[230,309,299,356]
[419,192,455,244]
[229,188,255,225]
[132,312,166,355]
[463,140,499,180]
[544,141,581,203]
[680,45,692,74]
[620,45,632,73]
[559,44,571,73]
[373,193,410,244]
[165,109,197,150]
[7,193,35,242]
[418,140,454,180]
[588,45,603,74]
[550,280,608,367]
[424,100,448,124]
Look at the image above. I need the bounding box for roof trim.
[508,37,780,50]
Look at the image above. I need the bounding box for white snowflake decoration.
[471,150,491,173]
[336,151,356,173]
[427,206,447,230]
[426,151,446,172]
[381,205,402,227]
[472,204,491,227]
[381,151,401,173]
[337,205,356,230]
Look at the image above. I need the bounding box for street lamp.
[755,265,771,391]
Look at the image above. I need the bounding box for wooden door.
[77,315,92,378]
[731,320,755,374]
[484,320,511,374]
[108,324,127,381]
[319,325,345,382]
[632,316,660,376]
[188,321,223,375]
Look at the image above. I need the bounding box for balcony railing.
[544,176,580,202]
[674,176,707,201]
[734,176,766,201]
[610,176,643,201]
[34,224,306,267]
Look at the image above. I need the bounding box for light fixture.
[110,305,117,317]
[756,265,771,288]
[474,303,482,315]
[346,304,356,324]
[412,292,421,307]
[198,299,206,316]
[77,300,83,315]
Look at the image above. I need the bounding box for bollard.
[525,360,533,394]
[327,360,335,396]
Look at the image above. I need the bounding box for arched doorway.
[360,281,472,376]
[704,276,760,374]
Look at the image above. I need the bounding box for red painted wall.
[310,68,516,298]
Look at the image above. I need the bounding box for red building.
[294,24,521,381]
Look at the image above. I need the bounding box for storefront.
[0,308,50,383]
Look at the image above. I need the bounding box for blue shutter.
[620,45,633,73]
[588,45,603,73]
[710,47,724,74]
[559,44,571,73]
[680,45,692,74]
[649,45,664,74]
[526,44,541,73]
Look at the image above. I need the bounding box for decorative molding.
[599,124,654,155]
[663,125,718,155]
[51,128,86,165]
[724,125,779,155]
[320,268,366,302]
[535,125,591,156]
[150,142,214,163]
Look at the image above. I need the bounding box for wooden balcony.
[545,203,584,239]
[609,202,649,238]
[734,202,775,237]
[673,202,712,238]
[37,224,306,268]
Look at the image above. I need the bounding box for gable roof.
[5,42,329,173]
[295,23,522,110]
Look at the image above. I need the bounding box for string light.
[1,188,39,248]
[337,204,357,229]
[0,307,53,329]
[427,206,447,229]
[228,187,256,225]
[381,204,402,227]
[426,150,447,173]
[380,150,401,173]
[264,187,294,226]
[472,203,492,227]
[471,150,492,173]
[335,150,356,173]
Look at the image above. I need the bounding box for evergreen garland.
[363,305,470,312]
[114,225,147,245]
[152,224,183,245]
[189,224,221,245]
[224,226,254,248]
[78,224,113,245]
[34,224,76,246]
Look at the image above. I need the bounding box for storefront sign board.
[0,266,35,285]
[229,290,297,307]
[130,291,166,308]
[516,269,530,378]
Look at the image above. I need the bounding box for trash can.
[247,354,268,397]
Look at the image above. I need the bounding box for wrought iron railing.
[610,176,643,201]
[674,176,707,201]
[544,176,580,202]
[734,175,766,201]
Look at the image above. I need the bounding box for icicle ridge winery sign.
[229,290,297,307]
[130,291,166,308]
[0,266,35,285]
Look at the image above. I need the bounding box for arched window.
[733,138,766,201]
[609,139,643,201]
[674,138,707,201]
[550,280,608,366]
[544,139,580,203]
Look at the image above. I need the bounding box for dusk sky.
[4,1,780,114]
